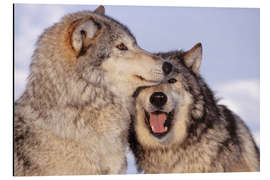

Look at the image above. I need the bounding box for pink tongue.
[149,113,167,133]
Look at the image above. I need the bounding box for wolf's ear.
[183,43,202,74]
[94,5,105,14]
[70,18,102,57]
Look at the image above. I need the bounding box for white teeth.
[151,126,155,131]
[164,126,168,132]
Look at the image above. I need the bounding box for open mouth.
[145,110,174,139]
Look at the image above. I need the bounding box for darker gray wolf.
[14,5,173,175]
[128,43,259,173]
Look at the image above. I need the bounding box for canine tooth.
[151,126,154,131]
[164,126,168,131]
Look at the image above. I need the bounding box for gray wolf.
[14,6,173,176]
[128,43,260,173]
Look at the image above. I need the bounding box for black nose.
[162,61,173,75]
[150,92,167,107]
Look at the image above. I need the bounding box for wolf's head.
[30,6,174,108]
[133,43,204,147]
[67,6,173,97]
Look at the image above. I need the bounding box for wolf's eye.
[168,78,177,84]
[116,43,128,51]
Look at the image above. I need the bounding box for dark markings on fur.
[155,50,185,63]
[128,115,144,172]
[217,105,240,154]
[98,13,136,43]
[132,86,149,98]
[221,106,259,162]
[83,45,111,67]
[77,44,92,58]
[93,18,102,29]
[96,48,110,63]
[14,115,40,175]
[176,64,219,147]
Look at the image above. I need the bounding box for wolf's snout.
[162,62,173,75]
[150,92,167,107]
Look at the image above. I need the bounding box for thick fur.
[129,43,260,173]
[14,6,169,176]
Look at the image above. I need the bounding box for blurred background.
[14,4,260,174]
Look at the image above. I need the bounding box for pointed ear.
[94,5,105,14]
[183,43,202,74]
[69,18,102,57]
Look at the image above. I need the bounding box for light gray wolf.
[128,43,260,173]
[14,5,174,176]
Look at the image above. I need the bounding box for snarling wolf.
[14,6,174,176]
[128,43,260,173]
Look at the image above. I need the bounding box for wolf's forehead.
[110,24,136,42]
[97,13,136,42]
[143,83,170,95]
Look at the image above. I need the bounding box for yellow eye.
[116,43,128,51]
[168,78,177,84]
